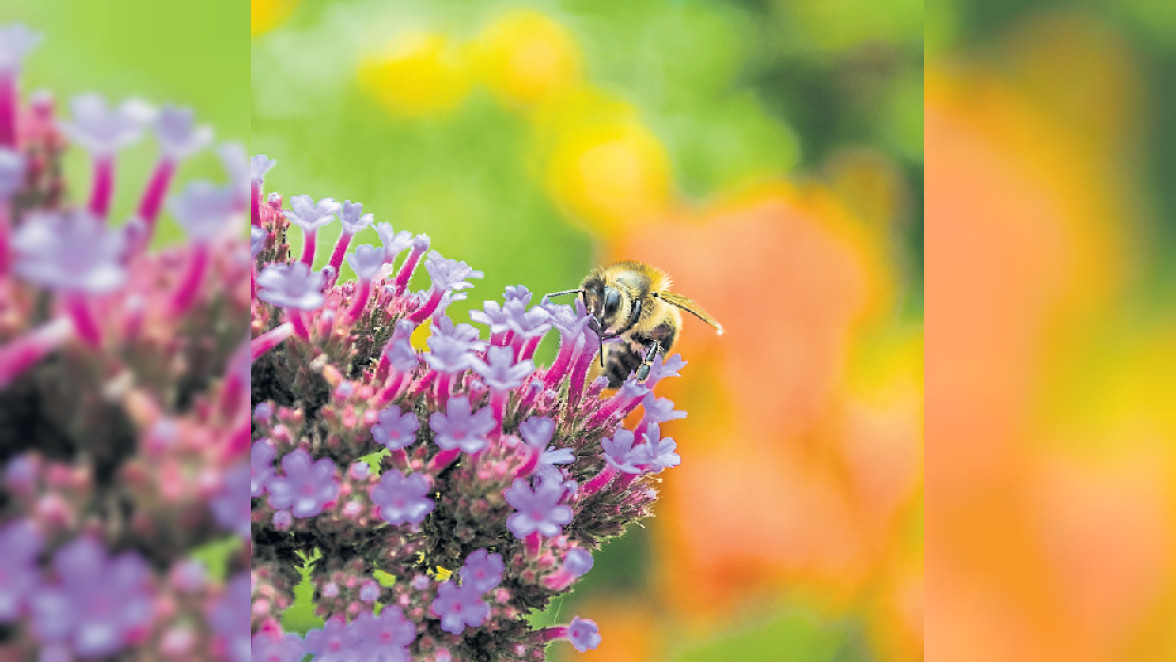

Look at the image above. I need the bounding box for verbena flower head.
[154,104,213,160]
[256,262,326,310]
[58,93,155,154]
[169,180,236,241]
[369,469,434,526]
[286,193,340,232]
[264,448,341,518]
[1,27,248,658]
[249,157,697,659]
[10,210,127,293]
[29,537,154,658]
[338,200,374,234]
[0,23,40,73]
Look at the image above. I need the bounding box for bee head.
[582,281,625,336]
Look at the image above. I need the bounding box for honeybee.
[549,261,723,388]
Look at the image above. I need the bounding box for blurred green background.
[254,1,923,661]
[0,0,248,244]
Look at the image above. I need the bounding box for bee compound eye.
[604,290,621,315]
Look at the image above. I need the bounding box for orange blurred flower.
[927,11,1176,662]
[609,180,923,660]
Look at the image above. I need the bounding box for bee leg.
[634,341,663,381]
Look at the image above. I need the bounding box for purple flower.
[169,180,236,241]
[472,345,534,391]
[211,462,251,538]
[251,154,276,183]
[632,424,681,472]
[374,223,413,262]
[256,262,326,310]
[460,549,504,593]
[519,415,574,466]
[58,93,155,154]
[346,244,384,281]
[218,143,249,203]
[251,440,275,497]
[251,227,268,259]
[0,148,24,198]
[644,352,687,386]
[369,470,434,526]
[351,609,415,659]
[265,448,341,518]
[433,315,483,345]
[425,334,475,374]
[431,581,489,635]
[541,446,575,466]
[503,285,531,305]
[0,24,41,73]
[563,548,594,579]
[11,210,127,293]
[469,299,515,335]
[338,200,374,234]
[286,194,341,232]
[359,581,380,602]
[602,429,642,474]
[542,297,593,339]
[568,617,602,652]
[429,396,495,454]
[372,408,420,451]
[0,518,42,621]
[272,509,293,530]
[251,631,304,662]
[424,251,483,292]
[642,393,687,425]
[154,105,212,160]
[350,461,371,480]
[384,328,419,372]
[504,478,573,539]
[507,305,551,339]
[303,617,351,659]
[518,416,555,448]
[29,537,154,658]
[3,452,37,494]
[207,572,249,662]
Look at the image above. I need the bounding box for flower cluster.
[0,25,249,660]
[251,160,689,659]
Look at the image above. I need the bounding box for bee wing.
[657,292,724,335]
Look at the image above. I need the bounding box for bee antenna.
[545,289,583,299]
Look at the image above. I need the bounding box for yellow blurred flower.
[357,32,472,117]
[473,10,583,108]
[251,0,299,37]
[544,116,674,238]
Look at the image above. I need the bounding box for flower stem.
[346,279,372,324]
[289,310,311,340]
[429,448,461,472]
[408,288,444,324]
[0,73,16,147]
[0,316,74,388]
[250,181,262,227]
[300,229,317,267]
[170,242,209,315]
[136,157,175,232]
[88,154,115,220]
[327,232,353,281]
[251,322,295,361]
[65,293,101,348]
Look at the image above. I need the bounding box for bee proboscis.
[548,260,723,388]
